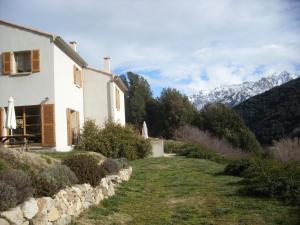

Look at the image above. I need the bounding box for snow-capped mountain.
[190,71,299,110]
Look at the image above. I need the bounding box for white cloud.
[1,0,300,95]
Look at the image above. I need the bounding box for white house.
[0,20,127,151]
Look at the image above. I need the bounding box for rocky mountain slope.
[191,71,299,110]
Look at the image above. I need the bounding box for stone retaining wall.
[0,167,132,225]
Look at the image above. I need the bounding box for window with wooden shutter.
[73,65,82,88]
[2,52,12,75]
[31,49,40,73]
[41,104,55,147]
[66,108,72,146]
[115,87,120,111]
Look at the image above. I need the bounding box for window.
[73,65,82,87]
[13,51,31,73]
[66,108,80,145]
[2,49,40,75]
[115,87,120,111]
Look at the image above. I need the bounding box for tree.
[158,88,197,139]
[122,72,152,128]
[194,103,261,152]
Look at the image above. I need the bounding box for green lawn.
[74,157,299,225]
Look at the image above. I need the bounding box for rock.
[31,198,48,225]
[22,221,29,225]
[47,207,60,222]
[21,197,39,219]
[0,207,25,225]
[71,186,82,197]
[0,218,10,225]
[52,213,71,225]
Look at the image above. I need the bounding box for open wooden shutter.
[0,108,3,136]
[66,108,72,146]
[73,65,77,85]
[31,49,40,73]
[79,70,83,87]
[2,52,12,75]
[41,104,55,147]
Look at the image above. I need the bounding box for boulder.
[0,207,25,225]
[21,197,39,219]
[0,218,10,225]
[52,213,71,225]
[47,207,60,222]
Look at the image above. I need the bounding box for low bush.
[63,155,105,187]
[164,140,185,153]
[0,182,17,211]
[241,159,300,204]
[176,144,225,163]
[0,169,34,204]
[115,158,129,169]
[77,120,151,160]
[100,158,120,175]
[175,125,249,160]
[33,165,78,197]
[269,138,300,162]
[0,158,10,171]
[224,158,254,176]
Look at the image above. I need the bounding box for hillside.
[191,71,298,110]
[234,77,300,145]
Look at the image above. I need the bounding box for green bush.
[63,155,105,187]
[164,140,185,153]
[0,181,17,211]
[100,158,120,175]
[77,120,151,160]
[224,158,254,176]
[0,158,10,171]
[115,158,129,169]
[177,144,224,163]
[0,169,33,204]
[33,165,78,197]
[241,159,300,204]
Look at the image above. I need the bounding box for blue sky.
[1,0,300,97]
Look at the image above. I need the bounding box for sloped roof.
[0,20,88,67]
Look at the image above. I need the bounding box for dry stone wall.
[0,167,132,225]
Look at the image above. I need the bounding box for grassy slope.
[74,157,299,225]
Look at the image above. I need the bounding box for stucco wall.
[53,45,84,151]
[0,24,55,107]
[83,68,111,127]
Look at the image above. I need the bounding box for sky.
[1,0,300,96]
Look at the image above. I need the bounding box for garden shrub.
[33,165,78,197]
[0,158,9,171]
[63,155,105,186]
[176,144,224,163]
[0,169,33,204]
[224,158,254,176]
[164,140,185,153]
[241,159,300,204]
[100,158,120,175]
[115,157,129,169]
[0,181,17,211]
[77,120,151,160]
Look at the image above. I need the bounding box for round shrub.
[100,158,120,175]
[0,158,9,171]
[33,165,78,197]
[77,120,152,160]
[224,158,253,176]
[63,155,105,186]
[0,169,33,204]
[116,157,129,169]
[164,140,184,153]
[0,181,17,211]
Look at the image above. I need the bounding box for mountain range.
[190,71,299,110]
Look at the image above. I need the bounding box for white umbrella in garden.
[1,107,7,137]
[142,121,148,139]
[6,96,16,135]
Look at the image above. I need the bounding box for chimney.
[69,41,77,52]
[103,57,111,73]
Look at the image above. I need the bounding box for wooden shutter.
[79,70,83,87]
[0,108,3,136]
[66,108,72,146]
[2,52,12,75]
[41,104,55,147]
[115,88,120,111]
[73,65,77,85]
[31,49,40,73]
